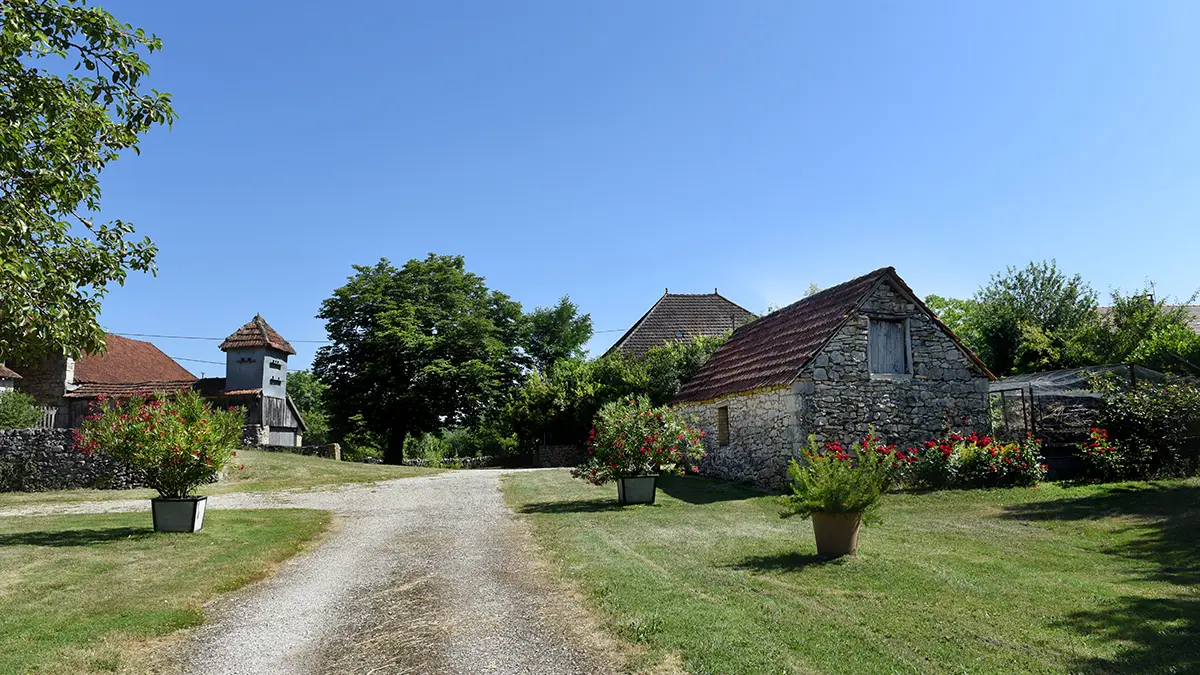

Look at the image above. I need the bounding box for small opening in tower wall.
[269,361,282,370]
[269,378,282,386]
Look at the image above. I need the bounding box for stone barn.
[674,267,995,489]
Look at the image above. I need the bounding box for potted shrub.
[572,395,706,504]
[76,391,243,532]
[783,434,891,558]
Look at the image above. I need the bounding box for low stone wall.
[402,455,502,469]
[0,428,143,491]
[255,443,341,461]
[539,444,585,467]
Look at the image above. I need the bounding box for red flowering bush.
[572,395,706,486]
[956,433,1046,488]
[75,391,244,498]
[1077,427,1127,483]
[900,429,1047,490]
[783,433,891,519]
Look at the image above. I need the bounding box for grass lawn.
[0,508,330,673]
[502,470,1200,674]
[0,449,443,508]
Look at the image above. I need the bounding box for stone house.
[13,315,307,446]
[674,267,995,489]
[604,290,756,358]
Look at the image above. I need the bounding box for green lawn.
[502,470,1200,674]
[0,448,443,508]
[0,508,330,673]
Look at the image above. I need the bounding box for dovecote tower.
[218,315,296,399]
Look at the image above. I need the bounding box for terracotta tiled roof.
[674,267,993,403]
[73,334,195,384]
[219,315,296,355]
[66,380,196,399]
[0,363,22,380]
[605,292,756,358]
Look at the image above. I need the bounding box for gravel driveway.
[5,470,616,674]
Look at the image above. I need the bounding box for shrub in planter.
[783,435,891,557]
[75,391,243,532]
[572,395,705,504]
[1076,427,1129,483]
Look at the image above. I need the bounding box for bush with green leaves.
[783,434,891,520]
[0,391,43,429]
[75,391,243,498]
[1093,377,1200,478]
[572,396,705,485]
[1076,427,1129,483]
[902,429,1046,489]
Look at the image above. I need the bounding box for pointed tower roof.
[219,314,297,355]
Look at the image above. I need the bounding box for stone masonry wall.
[539,444,585,467]
[796,281,990,450]
[12,354,72,406]
[0,428,143,491]
[676,386,799,489]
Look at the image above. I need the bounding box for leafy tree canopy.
[285,369,330,445]
[312,255,525,463]
[1,0,174,360]
[523,295,592,372]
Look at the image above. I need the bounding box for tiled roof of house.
[219,314,296,355]
[674,267,994,403]
[73,334,195,385]
[604,292,756,358]
[1097,304,1200,334]
[0,363,22,380]
[66,380,197,399]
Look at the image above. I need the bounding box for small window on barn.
[717,406,730,446]
[869,318,909,375]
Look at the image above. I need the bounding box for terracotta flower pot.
[151,496,207,533]
[616,476,657,505]
[811,511,861,558]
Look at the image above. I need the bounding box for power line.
[117,328,629,340]
[170,356,225,365]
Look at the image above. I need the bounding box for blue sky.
[91,1,1200,376]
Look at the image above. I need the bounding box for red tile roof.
[219,315,296,355]
[674,267,993,403]
[0,363,22,380]
[605,292,756,358]
[66,380,196,399]
[73,334,195,384]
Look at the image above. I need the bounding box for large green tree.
[967,261,1099,374]
[523,295,593,372]
[1,0,174,360]
[313,255,525,464]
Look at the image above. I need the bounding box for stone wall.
[401,455,503,469]
[796,281,990,450]
[255,443,341,460]
[677,386,799,489]
[0,428,143,491]
[539,444,585,467]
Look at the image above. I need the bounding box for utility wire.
[170,356,225,365]
[117,328,630,341]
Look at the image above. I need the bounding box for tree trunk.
[384,426,408,465]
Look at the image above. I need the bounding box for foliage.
[405,426,519,464]
[285,370,329,445]
[0,390,43,429]
[74,391,243,498]
[1076,427,1128,483]
[782,434,890,519]
[0,0,175,361]
[970,261,1099,375]
[313,255,526,463]
[498,335,726,451]
[523,295,593,372]
[572,396,705,485]
[925,294,982,351]
[1093,377,1200,478]
[902,418,1046,489]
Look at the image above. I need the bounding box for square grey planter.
[616,476,657,505]
[151,496,207,533]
